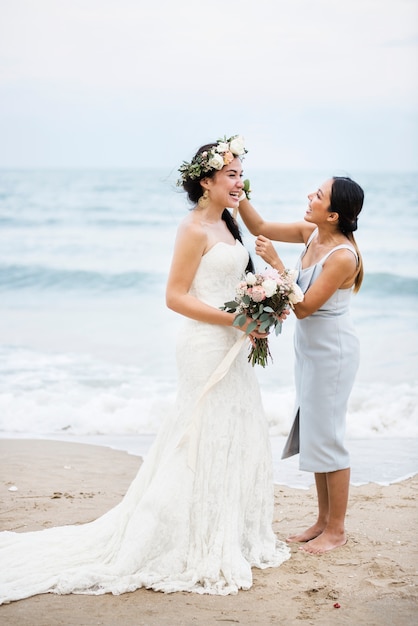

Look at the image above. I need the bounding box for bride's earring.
[198,190,209,209]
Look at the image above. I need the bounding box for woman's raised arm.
[238,197,314,243]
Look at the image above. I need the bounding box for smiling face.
[203,157,244,208]
[305,179,335,225]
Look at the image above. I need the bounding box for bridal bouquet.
[222,268,304,367]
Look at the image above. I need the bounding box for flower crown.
[177,135,247,186]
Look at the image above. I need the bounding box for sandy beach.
[0,439,417,625]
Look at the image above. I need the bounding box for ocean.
[1,168,417,488]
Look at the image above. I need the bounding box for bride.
[0,136,290,603]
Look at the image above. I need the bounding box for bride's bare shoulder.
[175,214,207,247]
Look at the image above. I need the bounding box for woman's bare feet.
[286,523,324,543]
[299,529,347,554]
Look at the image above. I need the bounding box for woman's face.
[206,157,243,208]
[305,179,333,224]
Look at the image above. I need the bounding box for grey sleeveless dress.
[282,230,360,473]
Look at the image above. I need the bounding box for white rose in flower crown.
[208,153,225,170]
[229,136,246,155]
[288,283,304,305]
[261,278,278,298]
[246,272,257,286]
[216,142,229,153]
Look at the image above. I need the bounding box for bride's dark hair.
[181,143,254,273]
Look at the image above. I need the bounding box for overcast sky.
[0,0,417,171]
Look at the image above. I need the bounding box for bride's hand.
[240,316,269,345]
[248,330,268,347]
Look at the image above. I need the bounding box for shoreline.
[1,432,417,489]
[0,438,417,625]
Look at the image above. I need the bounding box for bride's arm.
[166,221,264,336]
[166,221,232,325]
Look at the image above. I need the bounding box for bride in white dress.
[0,136,290,604]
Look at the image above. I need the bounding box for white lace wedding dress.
[0,241,290,603]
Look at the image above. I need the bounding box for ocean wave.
[0,380,417,439]
[0,215,176,228]
[0,345,416,439]
[0,264,165,292]
[1,264,416,296]
[361,272,418,297]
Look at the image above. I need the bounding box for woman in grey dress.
[238,176,364,554]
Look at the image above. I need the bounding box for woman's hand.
[275,307,291,323]
[238,315,269,345]
[255,235,284,272]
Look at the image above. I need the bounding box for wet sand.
[0,439,417,625]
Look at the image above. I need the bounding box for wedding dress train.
[0,241,290,603]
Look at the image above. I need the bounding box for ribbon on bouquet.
[177,333,248,472]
